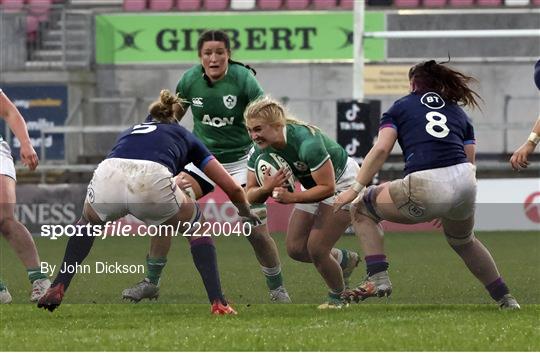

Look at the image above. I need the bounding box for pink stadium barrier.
[284,0,310,9]
[123,0,147,11]
[203,0,229,10]
[423,0,447,6]
[449,0,474,5]
[258,0,283,9]
[176,0,202,10]
[476,0,502,4]
[394,0,421,7]
[313,0,337,9]
[148,0,174,10]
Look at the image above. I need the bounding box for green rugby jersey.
[247,124,348,189]
[176,63,263,163]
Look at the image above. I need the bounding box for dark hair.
[197,29,257,87]
[408,60,482,110]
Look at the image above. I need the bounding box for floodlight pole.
[353,0,365,101]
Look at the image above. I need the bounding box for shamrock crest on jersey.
[223,95,237,109]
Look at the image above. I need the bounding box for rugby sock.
[0,280,6,291]
[261,265,283,290]
[27,267,47,283]
[330,248,344,267]
[52,219,95,290]
[365,254,388,277]
[145,256,167,285]
[190,237,226,305]
[485,277,510,301]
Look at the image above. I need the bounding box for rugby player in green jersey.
[245,97,361,309]
[0,89,50,304]
[122,30,291,303]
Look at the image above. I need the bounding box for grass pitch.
[1,231,539,351]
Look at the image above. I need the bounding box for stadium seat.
[1,0,25,12]
[394,0,421,7]
[284,0,310,9]
[258,0,283,9]
[148,0,174,10]
[338,0,353,9]
[231,0,256,9]
[177,0,202,10]
[313,0,337,9]
[123,0,147,11]
[27,0,53,16]
[449,0,474,5]
[26,15,40,42]
[476,0,502,5]
[203,0,229,10]
[504,0,530,5]
[423,0,447,6]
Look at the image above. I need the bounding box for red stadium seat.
[258,0,283,9]
[231,0,256,9]
[148,0,174,10]
[423,0,447,6]
[313,0,337,9]
[476,0,502,4]
[123,0,147,11]
[203,0,229,10]
[1,0,25,12]
[177,0,202,10]
[449,0,474,5]
[284,0,310,9]
[394,0,421,7]
[339,0,353,9]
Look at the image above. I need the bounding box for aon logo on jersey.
[202,115,235,127]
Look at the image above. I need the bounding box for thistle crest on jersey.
[223,95,237,109]
[420,92,445,109]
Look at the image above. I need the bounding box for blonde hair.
[148,89,186,123]
[244,96,318,134]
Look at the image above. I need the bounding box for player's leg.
[226,158,290,303]
[349,183,414,301]
[442,216,520,309]
[304,204,351,309]
[0,276,12,304]
[288,205,359,287]
[38,201,106,311]
[122,168,214,301]
[162,189,235,314]
[0,174,50,302]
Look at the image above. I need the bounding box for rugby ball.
[254,153,296,192]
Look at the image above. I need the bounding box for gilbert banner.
[95,11,384,64]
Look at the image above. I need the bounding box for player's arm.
[334,127,397,211]
[273,159,335,204]
[246,167,291,204]
[202,158,252,217]
[0,91,38,170]
[510,115,540,171]
[464,144,476,164]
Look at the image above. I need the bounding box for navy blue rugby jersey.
[107,120,214,176]
[380,92,475,175]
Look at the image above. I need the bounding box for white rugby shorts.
[87,158,186,225]
[295,157,360,215]
[0,141,16,181]
[388,162,477,222]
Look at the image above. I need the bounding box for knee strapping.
[351,186,382,223]
[250,204,268,225]
[445,231,475,246]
